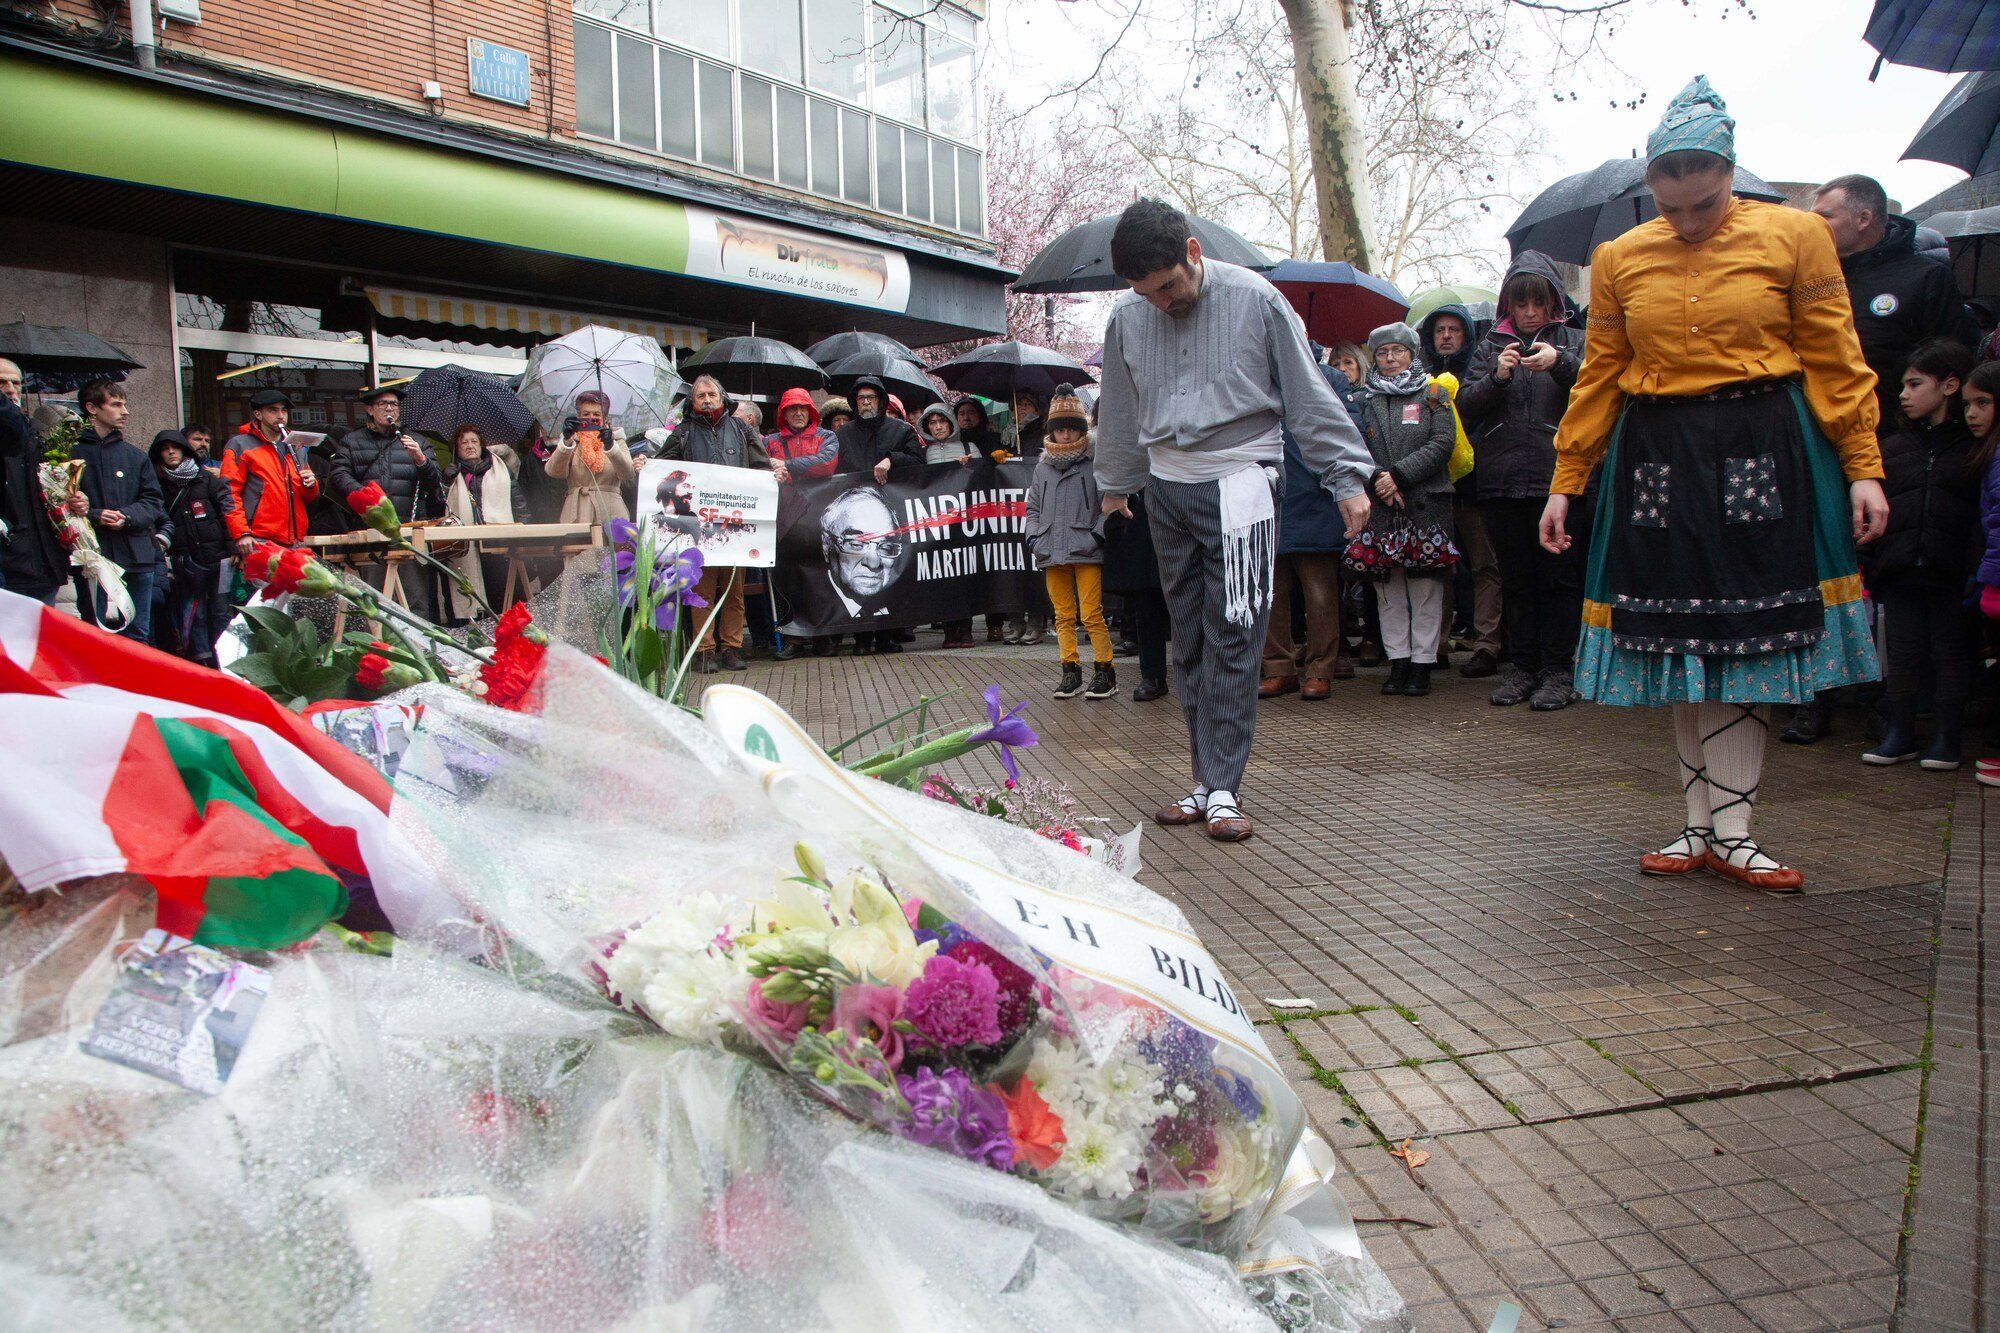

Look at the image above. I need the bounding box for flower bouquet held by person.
[36,414,134,629]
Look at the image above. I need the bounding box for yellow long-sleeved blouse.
[1550,199,1884,496]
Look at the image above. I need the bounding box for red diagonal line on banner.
[860,499,1026,543]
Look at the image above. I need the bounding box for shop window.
[904,126,929,222]
[806,0,866,102]
[841,107,872,204]
[809,96,841,195]
[930,137,956,230]
[875,118,902,214]
[741,76,776,180]
[927,33,974,142]
[775,85,809,188]
[740,0,802,84]
[873,5,923,126]
[659,48,697,158]
[663,0,732,59]
[698,59,735,169]
[617,32,659,150]
[574,21,616,139]
[957,146,982,235]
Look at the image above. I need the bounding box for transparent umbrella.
[518,325,684,438]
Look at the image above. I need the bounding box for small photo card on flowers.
[80,930,271,1096]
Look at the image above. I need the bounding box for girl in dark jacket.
[1457,251,1589,710]
[151,430,241,665]
[1862,340,1983,770]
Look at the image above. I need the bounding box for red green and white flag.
[0,590,435,948]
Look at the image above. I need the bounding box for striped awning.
[363,286,707,351]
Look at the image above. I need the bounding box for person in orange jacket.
[220,389,319,548]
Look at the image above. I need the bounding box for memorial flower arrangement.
[35,414,135,629]
[591,842,1279,1231]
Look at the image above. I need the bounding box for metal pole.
[129,0,157,69]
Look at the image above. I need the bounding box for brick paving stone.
[745,646,1976,1329]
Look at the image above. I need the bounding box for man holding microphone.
[330,385,445,615]
[221,389,319,551]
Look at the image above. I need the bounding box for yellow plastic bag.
[1431,373,1474,483]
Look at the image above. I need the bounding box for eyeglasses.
[833,531,904,559]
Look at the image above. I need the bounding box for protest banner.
[771,460,1040,635]
[636,458,779,567]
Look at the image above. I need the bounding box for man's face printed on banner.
[821,488,905,599]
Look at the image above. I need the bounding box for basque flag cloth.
[0,590,436,949]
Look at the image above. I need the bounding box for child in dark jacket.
[1962,360,2000,788]
[1025,387,1113,700]
[1863,340,1983,771]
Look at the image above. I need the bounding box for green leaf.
[630,626,665,681]
[228,653,283,691]
[292,617,323,654]
[303,664,355,698]
[239,606,296,656]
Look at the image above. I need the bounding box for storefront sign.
[467,39,532,108]
[684,206,911,313]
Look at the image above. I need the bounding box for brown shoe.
[1258,675,1298,698]
[1329,658,1356,680]
[1154,798,1207,827]
[1704,849,1805,894]
[1301,677,1332,700]
[1205,814,1254,842]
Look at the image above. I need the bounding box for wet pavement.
[737,634,1994,1331]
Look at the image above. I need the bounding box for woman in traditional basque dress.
[1538,76,1891,892]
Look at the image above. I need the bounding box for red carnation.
[354,652,390,691]
[346,481,389,516]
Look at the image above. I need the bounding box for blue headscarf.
[1646,75,1736,165]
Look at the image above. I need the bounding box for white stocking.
[1698,703,1783,872]
[1659,703,1712,858]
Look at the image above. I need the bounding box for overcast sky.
[989,0,1976,269]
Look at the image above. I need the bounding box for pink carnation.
[903,953,1003,1048]
[832,983,906,1068]
[946,940,1035,1035]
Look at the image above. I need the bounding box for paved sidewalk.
[737,638,1988,1331]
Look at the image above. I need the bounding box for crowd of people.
[3,77,1998,877]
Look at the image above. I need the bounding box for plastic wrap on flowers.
[369,647,1398,1309]
[0,880,1315,1332]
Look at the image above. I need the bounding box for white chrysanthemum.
[639,949,749,1044]
[1047,1112,1146,1200]
[623,892,744,956]
[1196,1118,1278,1222]
[1026,1037,1097,1111]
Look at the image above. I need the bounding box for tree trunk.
[1277,0,1375,269]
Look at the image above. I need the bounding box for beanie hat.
[1045,384,1090,432]
[1647,75,1736,165]
[820,394,854,420]
[1367,323,1421,358]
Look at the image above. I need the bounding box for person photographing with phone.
[545,388,637,528]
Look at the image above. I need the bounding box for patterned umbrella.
[402,364,538,446]
[1866,0,2000,75]
[1012,214,1273,294]
[518,326,684,438]
[680,336,827,399]
[805,331,920,368]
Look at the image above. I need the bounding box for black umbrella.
[1866,0,2000,76]
[680,335,828,398]
[805,330,920,368]
[1905,69,2000,175]
[1504,159,1786,265]
[1921,203,2000,294]
[825,352,942,410]
[402,364,539,447]
[1012,214,1273,294]
[931,341,1096,401]
[0,321,142,378]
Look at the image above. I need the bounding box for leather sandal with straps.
[1640,826,1712,877]
[1203,797,1254,842]
[1154,794,1207,827]
[1704,838,1804,894]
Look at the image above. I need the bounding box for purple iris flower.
[968,685,1037,785]
[648,546,707,631]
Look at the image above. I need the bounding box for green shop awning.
[0,49,693,277]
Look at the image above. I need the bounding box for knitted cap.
[819,394,853,419]
[1045,383,1090,431]
[1367,323,1421,357]
[1647,75,1736,165]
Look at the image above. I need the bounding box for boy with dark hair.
[72,379,167,641]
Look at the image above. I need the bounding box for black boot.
[1779,697,1833,745]
[1382,659,1412,696]
[1404,662,1434,697]
[1920,703,1963,771]
[1053,662,1084,699]
[1132,677,1168,702]
[1862,701,1919,765]
[1085,663,1118,699]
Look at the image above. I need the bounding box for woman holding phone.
[1539,77,1888,892]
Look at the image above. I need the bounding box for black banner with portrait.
[772,461,1040,635]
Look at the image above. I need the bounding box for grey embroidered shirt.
[1094,259,1374,501]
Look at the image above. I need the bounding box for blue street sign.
[467,38,531,108]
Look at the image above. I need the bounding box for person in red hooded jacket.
[764,388,839,481]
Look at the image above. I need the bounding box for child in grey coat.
[1025,386,1115,699]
